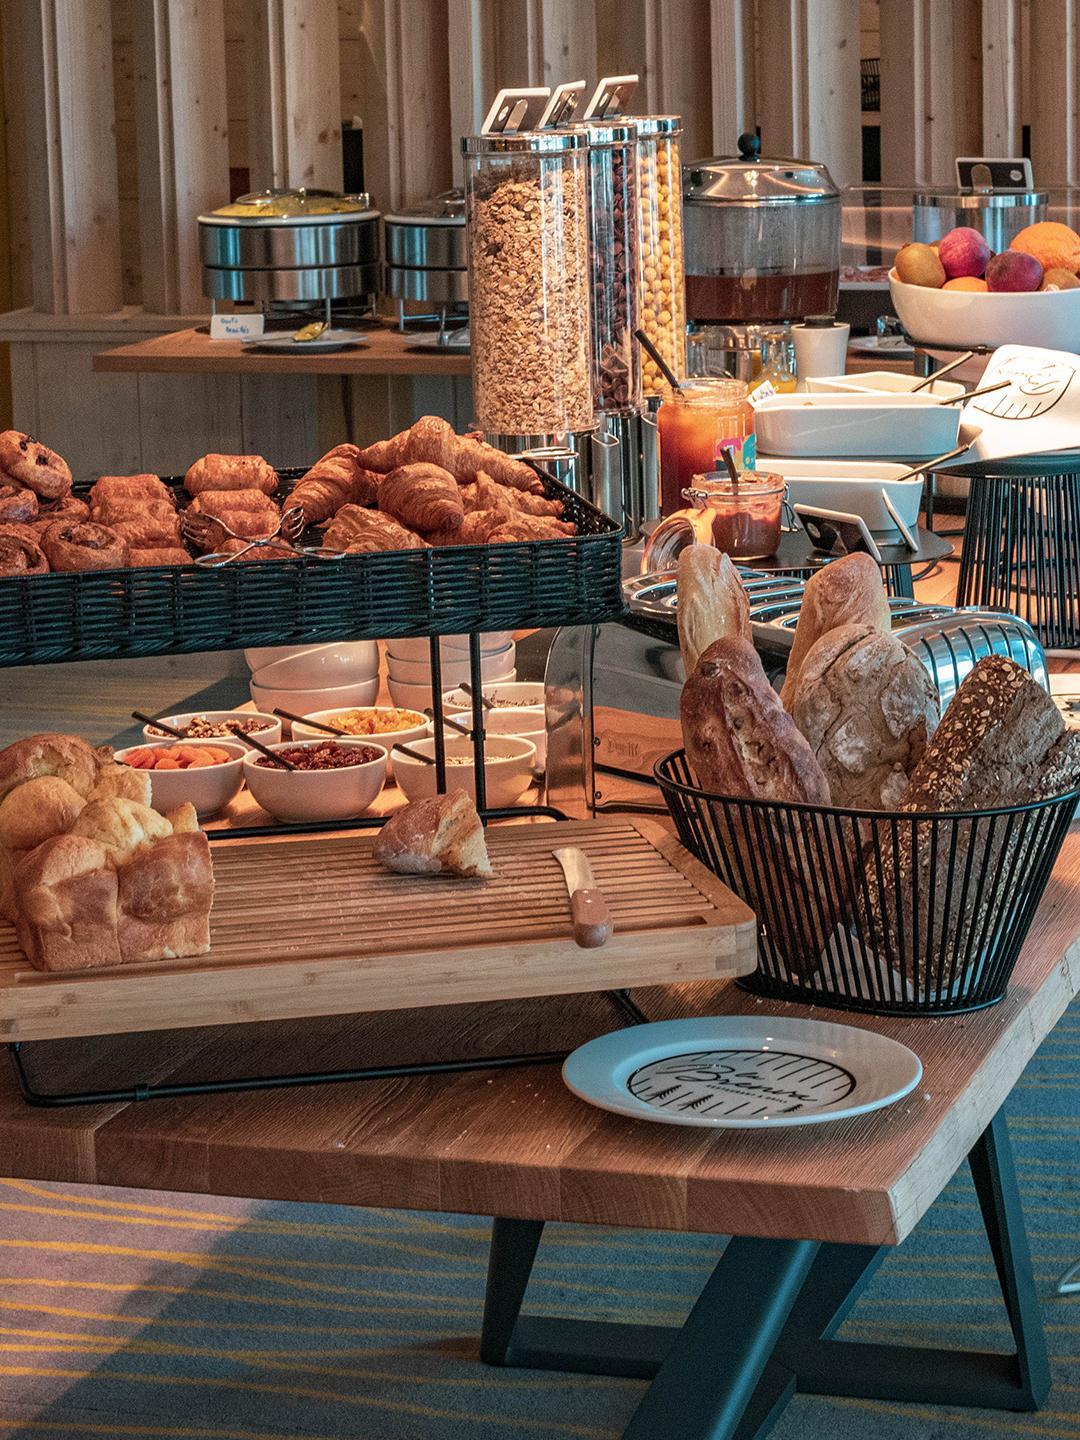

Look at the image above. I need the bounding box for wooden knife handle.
[570,888,613,948]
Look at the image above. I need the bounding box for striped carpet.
[1,1003,1079,1440]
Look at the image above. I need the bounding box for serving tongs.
[185,505,342,567]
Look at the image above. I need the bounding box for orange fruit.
[1009,221,1080,274]
[943,276,989,291]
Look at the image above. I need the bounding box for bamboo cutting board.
[0,818,756,1043]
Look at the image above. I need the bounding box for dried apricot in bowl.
[1010,221,1080,275]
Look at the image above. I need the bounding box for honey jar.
[657,378,754,516]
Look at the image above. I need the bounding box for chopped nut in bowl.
[242,739,387,822]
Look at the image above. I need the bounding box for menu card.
[953,344,1080,464]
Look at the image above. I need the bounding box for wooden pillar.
[447,0,497,178]
[982,0,1022,153]
[247,0,344,192]
[880,0,964,185]
[20,0,123,313]
[525,0,598,90]
[134,0,230,315]
[1030,0,1077,183]
[383,0,452,208]
[642,0,713,159]
[710,0,756,153]
[756,0,862,188]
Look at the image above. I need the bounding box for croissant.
[488,514,577,543]
[510,490,564,518]
[184,454,278,496]
[324,504,427,553]
[378,463,463,534]
[353,431,409,473]
[400,417,543,494]
[108,516,183,547]
[90,474,173,508]
[428,510,507,546]
[286,446,380,524]
[460,474,514,515]
[90,498,178,529]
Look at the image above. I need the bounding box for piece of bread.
[402,417,544,493]
[13,833,122,972]
[89,474,172,508]
[70,796,172,865]
[428,509,507,546]
[379,463,465,534]
[89,763,153,807]
[323,505,427,553]
[0,775,86,853]
[0,733,103,803]
[779,553,892,711]
[861,657,1080,992]
[184,454,278,496]
[90,498,178,529]
[374,791,492,878]
[680,637,830,803]
[286,446,381,523]
[677,546,751,679]
[129,546,192,567]
[792,624,939,810]
[189,488,279,517]
[116,829,214,962]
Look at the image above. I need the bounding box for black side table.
[946,455,1080,650]
[752,526,953,599]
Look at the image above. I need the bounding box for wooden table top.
[92,324,472,377]
[1,828,1076,1249]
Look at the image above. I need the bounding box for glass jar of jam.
[657,378,754,515]
[686,471,785,560]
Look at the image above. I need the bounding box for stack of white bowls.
[385,632,516,711]
[246,643,380,724]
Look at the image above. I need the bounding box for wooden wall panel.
[247,0,344,191]
[880,0,962,185]
[643,0,713,160]
[1030,0,1077,183]
[710,0,755,152]
[20,0,124,313]
[383,0,452,208]
[982,0,1022,153]
[134,0,231,315]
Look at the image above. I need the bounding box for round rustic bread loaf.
[792,623,939,810]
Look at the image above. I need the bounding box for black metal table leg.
[480,1103,1049,1436]
[621,1237,819,1440]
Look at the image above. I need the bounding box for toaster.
[543,568,1049,818]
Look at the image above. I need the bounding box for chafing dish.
[383,190,467,305]
[198,188,381,304]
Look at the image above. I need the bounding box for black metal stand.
[7,988,651,1108]
[480,1106,1049,1440]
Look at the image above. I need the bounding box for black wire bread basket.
[655,749,1078,1015]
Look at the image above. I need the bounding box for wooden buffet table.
[2,821,1077,1440]
[92,324,471,378]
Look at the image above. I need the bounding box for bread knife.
[552,847,614,948]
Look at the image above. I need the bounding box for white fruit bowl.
[115,739,247,819]
[248,641,379,689]
[390,734,536,807]
[242,739,388,822]
[889,269,1080,351]
[250,676,380,724]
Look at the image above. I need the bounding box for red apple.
[938,226,992,279]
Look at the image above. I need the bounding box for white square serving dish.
[753,392,962,459]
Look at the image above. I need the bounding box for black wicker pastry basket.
[0,468,624,667]
[655,749,1078,1016]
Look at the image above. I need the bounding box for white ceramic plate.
[242,329,369,353]
[848,335,916,360]
[562,1016,922,1129]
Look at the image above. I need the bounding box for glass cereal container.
[636,116,686,396]
[463,128,594,438]
[584,120,642,413]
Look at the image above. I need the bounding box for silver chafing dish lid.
[383,190,465,227]
[199,188,379,226]
[684,133,839,205]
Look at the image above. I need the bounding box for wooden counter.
[92,324,471,377]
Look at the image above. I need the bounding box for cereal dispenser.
[636,116,686,395]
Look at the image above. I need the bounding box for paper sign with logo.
[953,345,1080,464]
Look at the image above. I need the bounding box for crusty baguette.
[779,552,891,712]
[792,623,939,810]
[681,636,830,803]
[677,545,751,679]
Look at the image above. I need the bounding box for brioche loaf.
[779,553,892,711]
[677,546,751,679]
[792,624,939,810]
[116,829,214,962]
[0,733,102,803]
[14,833,122,972]
[374,791,492,878]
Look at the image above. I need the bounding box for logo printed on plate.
[628,1049,856,1120]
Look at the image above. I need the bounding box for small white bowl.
[250,641,379,690]
[115,739,247,819]
[474,706,548,769]
[385,632,514,663]
[390,734,536,807]
[242,739,388,822]
[290,706,430,775]
[804,372,966,399]
[250,676,380,725]
[141,710,282,746]
[443,680,544,715]
[388,669,515,713]
[384,642,516,685]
